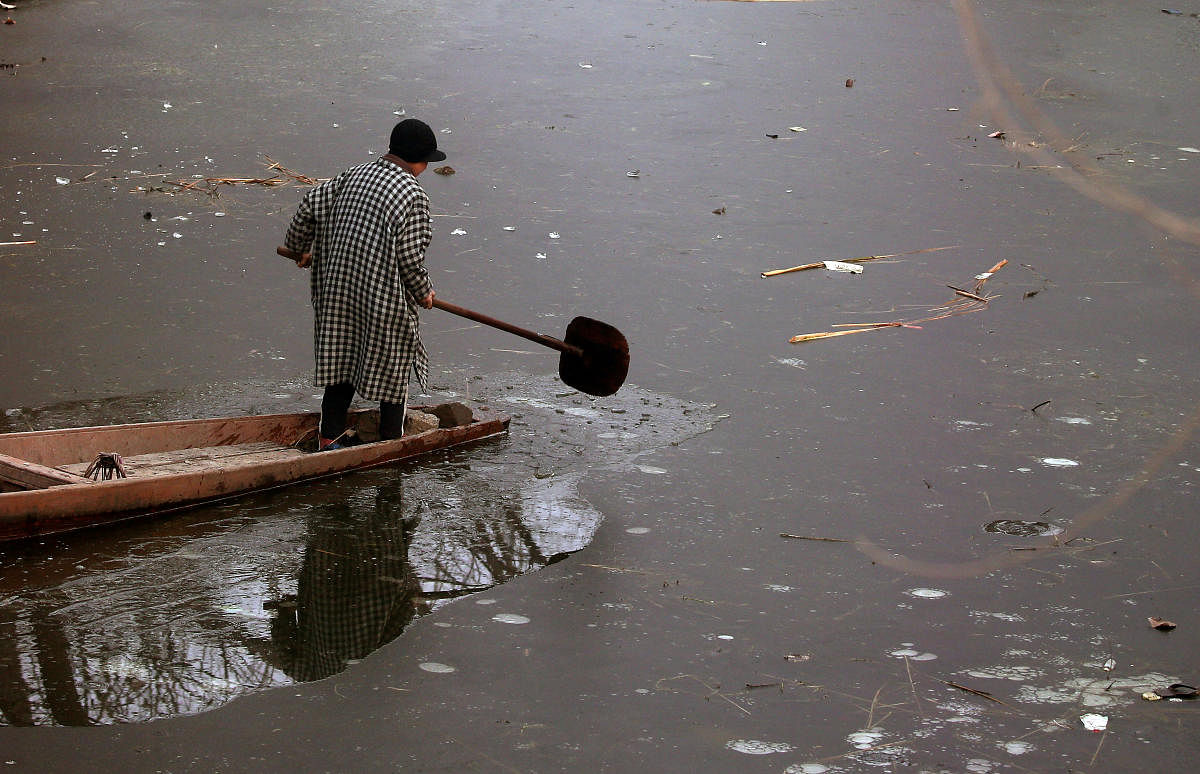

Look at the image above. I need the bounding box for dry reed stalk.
[780,533,850,543]
[761,245,959,278]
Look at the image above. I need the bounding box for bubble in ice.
[906,588,948,599]
[418,662,456,673]
[724,739,794,755]
[847,728,884,749]
[784,765,829,774]
[626,527,650,534]
[1002,740,1033,755]
[492,613,530,625]
[966,665,1043,681]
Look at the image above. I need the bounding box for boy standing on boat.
[284,118,445,449]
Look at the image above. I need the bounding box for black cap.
[389,119,447,163]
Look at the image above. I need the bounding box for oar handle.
[277,247,583,358]
[433,299,582,358]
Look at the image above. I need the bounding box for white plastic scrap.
[823,260,863,273]
[1080,713,1108,732]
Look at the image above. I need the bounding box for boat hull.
[0,405,508,541]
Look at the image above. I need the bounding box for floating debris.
[762,244,958,278]
[433,165,455,175]
[159,156,322,197]
[822,260,863,273]
[1148,616,1177,631]
[1153,683,1197,699]
[945,680,1011,706]
[984,519,1062,537]
[787,255,1002,344]
[1038,457,1079,468]
[1080,713,1108,732]
[780,533,849,543]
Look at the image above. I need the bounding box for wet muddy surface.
[2,0,1199,771]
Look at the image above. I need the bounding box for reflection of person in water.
[268,477,420,682]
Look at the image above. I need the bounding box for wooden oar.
[277,247,629,396]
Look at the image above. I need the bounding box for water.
[0,375,718,725]
[1,0,1199,769]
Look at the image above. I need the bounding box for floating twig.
[263,156,321,185]
[944,680,1013,707]
[947,285,991,302]
[0,240,36,246]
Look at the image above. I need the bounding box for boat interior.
[0,403,476,493]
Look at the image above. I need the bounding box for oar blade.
[560,317,629,397]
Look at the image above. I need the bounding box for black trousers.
[320,382,406,441]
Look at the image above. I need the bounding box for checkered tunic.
[285,158,434,402]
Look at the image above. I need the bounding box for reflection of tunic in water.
[271,483,419,682]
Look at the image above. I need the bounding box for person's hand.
[420,290,435,309]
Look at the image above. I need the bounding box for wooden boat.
[0,402,508,541]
